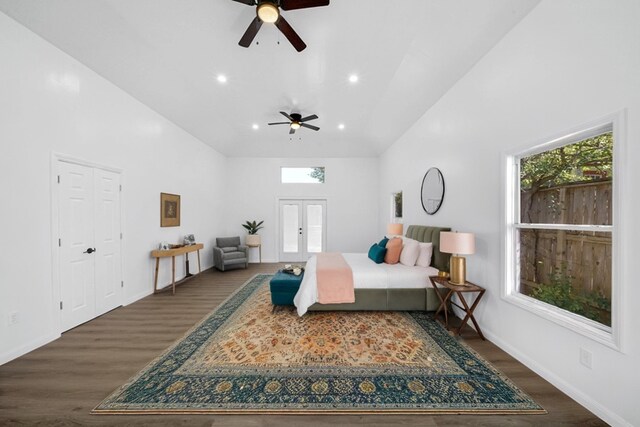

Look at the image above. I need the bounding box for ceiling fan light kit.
[233,0,330,52]
[257,2,279,23]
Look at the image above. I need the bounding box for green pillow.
[368,243,387,264]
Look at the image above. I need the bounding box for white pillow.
[416,242,434,267]
[399,239,420,266]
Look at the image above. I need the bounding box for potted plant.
[242,220,264,246]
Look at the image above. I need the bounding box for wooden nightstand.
[429,276,486,340]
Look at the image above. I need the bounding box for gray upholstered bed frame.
[308,225,451,312]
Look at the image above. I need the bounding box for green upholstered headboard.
[405,225,451,272]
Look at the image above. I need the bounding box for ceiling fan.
[232,0,330,52]
[269,111,320,134]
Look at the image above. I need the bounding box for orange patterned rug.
[94,274,545,414]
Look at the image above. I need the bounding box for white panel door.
[58,161,122,332]
[59,162,96,331]
[303,200,326,257]
[279,200,302,262]
[279,199,326,262]
[94,168,122,316]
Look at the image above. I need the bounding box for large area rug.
[93,274,545,414]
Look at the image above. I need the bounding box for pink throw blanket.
[316,253,355,304]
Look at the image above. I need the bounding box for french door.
[58,161,122,331]
[279,199,326,262]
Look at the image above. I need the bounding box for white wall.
[379,1,639,425]
[0,12,227,364]
[226,158,379,262]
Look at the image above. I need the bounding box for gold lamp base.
[448,255,467,286]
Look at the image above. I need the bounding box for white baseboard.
[482,327,631,427]
[0,332,60,366]
[250,259,278,264]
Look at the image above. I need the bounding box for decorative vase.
[246,234,261,246]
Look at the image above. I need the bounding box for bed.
[294,225,451,316]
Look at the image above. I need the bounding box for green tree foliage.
[520,132,613,192]
[309,167,325,183]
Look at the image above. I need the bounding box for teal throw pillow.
[368,243,387,264]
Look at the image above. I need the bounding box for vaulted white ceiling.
[0,0,539,157]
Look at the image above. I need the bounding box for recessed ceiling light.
[348,74,359,83]
[252,124,259,130]
[216,74,227,83]
[338,124,345,130]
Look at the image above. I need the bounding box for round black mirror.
[421,167,445,215]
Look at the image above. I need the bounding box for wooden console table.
[151,243,203,295]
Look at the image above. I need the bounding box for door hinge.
[119,184,122,192]
[58,238,62,247]
[59,301,63,310]
[121,281,124,288]
[120,232,123,240]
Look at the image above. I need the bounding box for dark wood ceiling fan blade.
[275,16,306,52]
[268,122,290,125]
[280,0,329,11]
[279,111,294,120]
[239,16,262,47]
[300,123,320,131]
[300,114,318,122]
[289,127,296,135]
[231,0,256,5]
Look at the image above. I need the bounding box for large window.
[505,120,620,345]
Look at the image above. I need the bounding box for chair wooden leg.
[153,258,160,293]
[171,255,176,295]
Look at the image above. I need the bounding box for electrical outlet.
[8,311,19,326]
[580,348,592,369]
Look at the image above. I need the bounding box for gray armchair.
[213,236,248,271]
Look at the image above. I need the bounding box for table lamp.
[440,231,475,285]
[387,223,403,238]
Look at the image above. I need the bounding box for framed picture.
[183,234,195,245]
[160,193,180,227]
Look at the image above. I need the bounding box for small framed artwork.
[160,193,181,227]
[183,234,195,245]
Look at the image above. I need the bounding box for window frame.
[502,112,625,351]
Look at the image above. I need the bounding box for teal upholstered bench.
[269,271,304,307]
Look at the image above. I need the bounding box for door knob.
[83,247,96,254]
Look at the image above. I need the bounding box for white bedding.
[293,253,439,316]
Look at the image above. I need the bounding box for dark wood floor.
[0,264,605,426]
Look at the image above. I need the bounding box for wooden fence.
[519,181,612,301]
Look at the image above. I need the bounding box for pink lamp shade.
[440,231,475,255]
[387,223,403,236]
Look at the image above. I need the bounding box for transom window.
[281,167,325,184]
